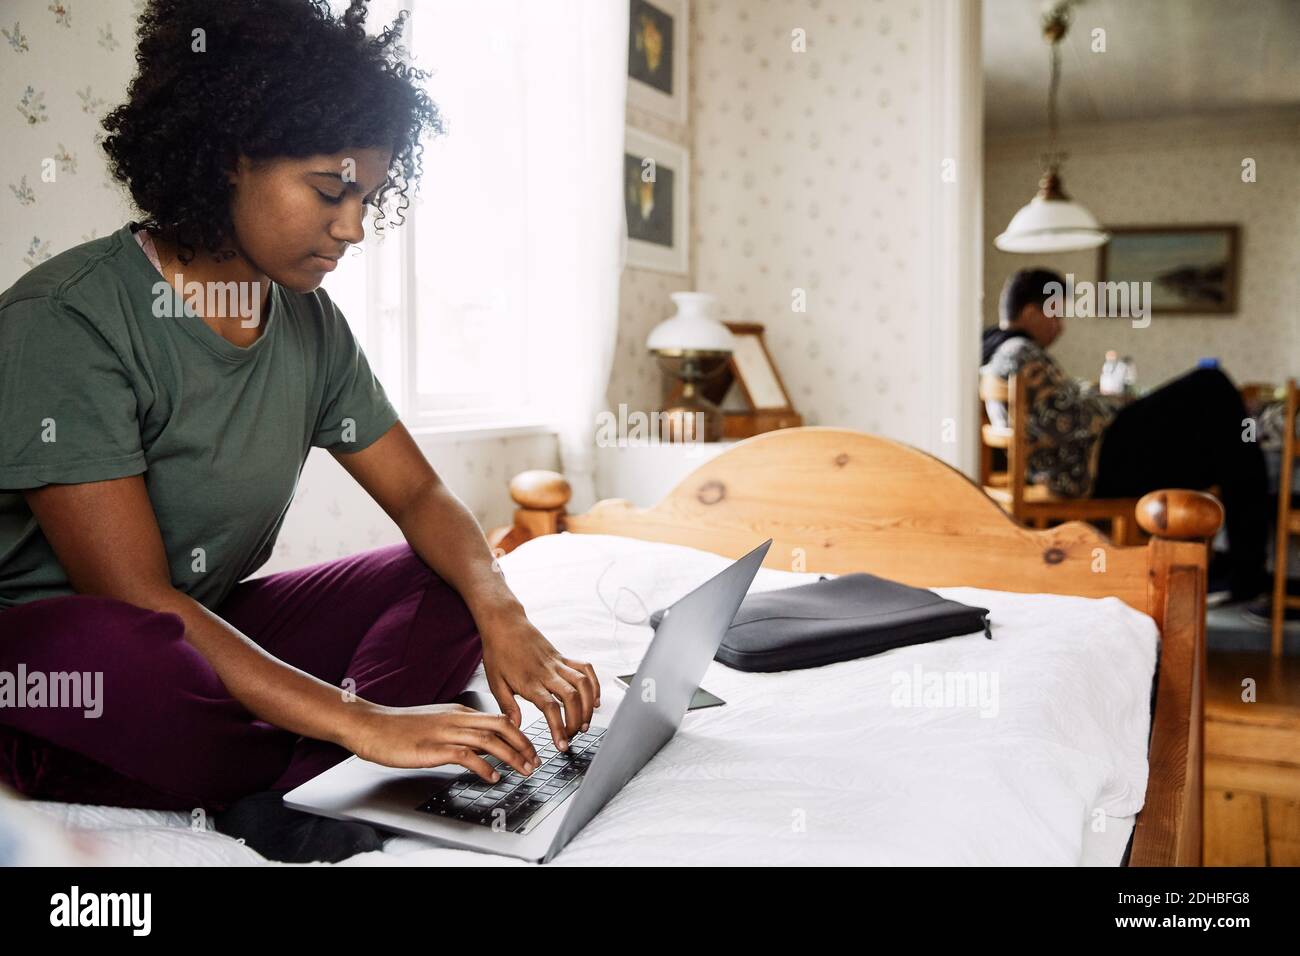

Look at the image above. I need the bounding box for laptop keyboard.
[414,717,605,834]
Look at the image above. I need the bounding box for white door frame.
[924,0,984,477]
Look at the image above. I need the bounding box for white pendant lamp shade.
[994,170,1110,254]
[997,4,1109,255]
[995,195,1110,253]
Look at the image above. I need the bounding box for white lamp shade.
[994,195,1111,253]
[646,292,735,352]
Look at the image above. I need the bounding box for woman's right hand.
[343,703,541,782]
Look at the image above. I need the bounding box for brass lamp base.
[657,393,724,443]
[653,349,731,443]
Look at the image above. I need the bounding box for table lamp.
[645,292,735,442]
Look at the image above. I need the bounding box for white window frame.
[336,0,554,439]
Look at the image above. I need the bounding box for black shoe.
[214,790,385,863]
[1208,552,1270,605]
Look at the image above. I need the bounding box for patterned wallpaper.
[2,1,140,249]
[984,113,1300,388]
[681,0,936,442]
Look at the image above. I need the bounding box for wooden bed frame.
[487,427,1223,867]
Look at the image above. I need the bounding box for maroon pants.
[0,544,484,812]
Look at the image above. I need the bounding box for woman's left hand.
[478,610,601,751]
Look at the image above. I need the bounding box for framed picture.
[1097,225,1241,315]
[627,0,689,126]
[624,126,689,275]
[725,322,795,412]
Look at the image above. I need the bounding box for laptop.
[283,538,773,863]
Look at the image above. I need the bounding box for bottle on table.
[1100,350,1122,396]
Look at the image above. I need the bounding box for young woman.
[0,0,598,862]
[981,268,1269,602]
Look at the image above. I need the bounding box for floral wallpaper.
[984,114,1300,389]
[2,1,139,254]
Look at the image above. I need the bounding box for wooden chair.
[979,373,1143,545]
[1273,379,1299,656]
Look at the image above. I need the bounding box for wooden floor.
[1204,651,1300,865]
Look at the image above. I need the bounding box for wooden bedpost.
[1130,488,1222,867]
[486,470,573,556]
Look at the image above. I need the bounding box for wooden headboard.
[488,426,1223,866]
[491,428,1219,629]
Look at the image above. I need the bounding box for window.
[322,0,541,432]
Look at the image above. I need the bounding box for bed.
[9,427,1218,866]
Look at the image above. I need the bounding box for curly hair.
[101,0,444,264]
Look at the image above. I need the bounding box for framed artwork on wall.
[627,0,689,126]
[1098,224,1241,315]
[623,126,689,275]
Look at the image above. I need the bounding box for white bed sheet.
[21,532,1158,866]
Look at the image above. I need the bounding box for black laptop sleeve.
[648,572,991,673]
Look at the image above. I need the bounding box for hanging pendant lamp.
[994,1,1109,254]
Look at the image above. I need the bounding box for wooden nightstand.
[722,410,804,439]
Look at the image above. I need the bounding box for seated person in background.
[981,268,1268,602]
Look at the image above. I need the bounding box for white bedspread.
[20,532,1158,866]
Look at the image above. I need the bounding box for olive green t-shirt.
[0,222,400,610]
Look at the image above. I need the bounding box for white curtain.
[522,0,629,514]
